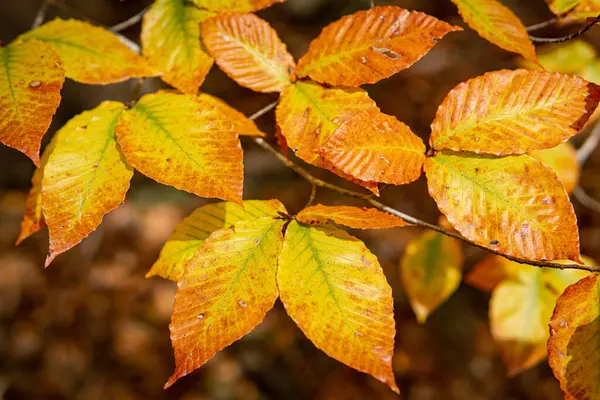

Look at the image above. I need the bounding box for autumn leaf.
[546,0,600,18]
[166,218,285,388]
[278,221,398,393]
[530,143,580,194]
[147,200,286,281]
[465,254,522,292]
[520,40,597,74]
[40,102,132,266]
[19,18,154,84]
[425,152,581,262]
[296,6,460,87]
[191,0,284,12]
[548,273,600,400]
[142,0,215,95]
[319,109,426,185]
[430,70,600,155]
[115,91,244,203]
[202,12,295,93]
[196,93,266,137]
[297,205,410,229]
[400,231,463,323]
[450,0,537,62]
[0,40,64,165]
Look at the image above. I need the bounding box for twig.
[248,101,600,274]
[111,6,148,32]
[32,0,51,29]
[370,0,375,8]
[574,187,600,213]
[577,122,600,164]
[304,183,317,209]
[526,15,560,32]
[529,14,600,44]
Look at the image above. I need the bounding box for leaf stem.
[529,14,600,44]
[249,101,600,274]
[32,0,51,29]
[526,15,561,32]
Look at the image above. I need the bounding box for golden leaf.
[530,142,580,194]
[297,205,411,229]
[191,0,284,12]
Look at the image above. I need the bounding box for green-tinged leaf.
[530,143,580,194]
[0,40,64,165]
[148,200,286,281]
[400,231,463,323]
[520,40,596,74]
[166,218,285,388]
[278,221,399,393]
[115,91,244,203]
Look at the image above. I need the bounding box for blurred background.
[1,0,600,399]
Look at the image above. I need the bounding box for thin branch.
[574,186,600,213]
[248,101,278,121]
[248,102,600,274]
[526,15,560,32]
[529,14,600,44]
[32,0,51,29]
[369,0,375,8]
[111,6,148,32]
[304,183,317,209]
[577,122,600,165]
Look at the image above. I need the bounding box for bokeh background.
[1,0,600,399]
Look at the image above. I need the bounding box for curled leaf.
[425,152,581,262]
[297,205,411,229]
[19,18,154,84]
[148,200,286,281]
[0,40,64,165]
[278,222,399,393]
[202,12,295,93]
[142,0,215,94]
[296,6,460,87]
[430,70,600,155]
[115,91,244,203]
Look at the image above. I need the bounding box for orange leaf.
[530,143,580,194]
[465,255,522,292]
[196,93,266,137]
[296,6,460,87]
[142,0,216,94]
[202,12,295,93]
[400,231,463,323]
[548,273,600,400]
[147,200,286,281]
[430,70,600,155]
[449,0,537,62]
[278,222,398,393]
[19,19,154,84]
[166,218,285,388]
[191,0,284,12]
[115,91,244,203]
[41,102,133,266]
[297,205,411,229]
[319,109,426,185]
[425,152,581,262]
[0,40,64,165]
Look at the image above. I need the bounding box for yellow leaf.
[430,70,600,155]
[191,0,284,12]
[450,0,537,62]
[115,91,244,203]
[425,152,581,262]
[546,0,600,18]
[530,142,580,194]
[142,0,215,95]
[297,205,411,230]
[41,102,133,266]
[278,221,398,393]
[400,231,463,323]
[202,13,295,93]
[0,40,64,165]
[319,109,426,185]
[19,19,154,84]
[520,40,597,74]
[295,6,460,87]
[166,218,285,388]
[548,273,600,400]
[147,200,286,281]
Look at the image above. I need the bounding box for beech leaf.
[147,200,286,281]
[166,218,285,388]
[202,12,295,93]
[319,109,426,185]
[0,40,64,165]
[546,0,600,19]
[115,91,244,203]
[425,152,582,262]
[430,70,600,155]
[19,18,154,84]
[191,0,284,12]
[41,102,133,266]
[450,0,537,62]
[297,205,411,230]
[400,231,463,323]
[296,6,461,87]
[278,221,399,393]
[530,143,580,194]
[142,0,215,95]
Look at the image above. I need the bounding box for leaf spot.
[29,81,42,88]
[371,46,400,60]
